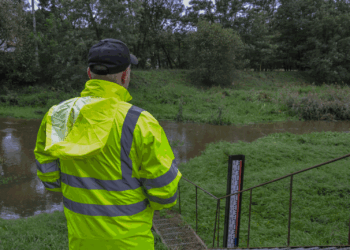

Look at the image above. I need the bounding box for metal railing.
[177,152,350,249]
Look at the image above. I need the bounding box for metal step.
[152,210,208,250]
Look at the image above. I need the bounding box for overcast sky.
[23,0,281,32]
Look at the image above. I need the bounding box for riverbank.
[1,68,349,125]
[1,68,350,248]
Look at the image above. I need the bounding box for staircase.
[152,211,350,250]
[152,209,208,250]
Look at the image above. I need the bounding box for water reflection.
[1,116,350,220]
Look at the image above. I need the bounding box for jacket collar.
[80,79,132,102]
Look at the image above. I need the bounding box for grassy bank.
[1,68,350,248]
[175,131,350,248]
[2,68,350,125]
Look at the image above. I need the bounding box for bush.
[183,19,247,89]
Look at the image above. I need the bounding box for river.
[1,116,350,220]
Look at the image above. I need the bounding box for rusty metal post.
[287,175,293,247]
[348,216,350,245]
[196,186,198,233]
[247,189,252,248]
[178,182,181,214]
[218,199,220,248]
[213,200,219,248]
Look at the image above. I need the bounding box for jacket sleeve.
[137,117,182,211]
[33,111,62,193]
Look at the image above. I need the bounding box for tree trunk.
[151,50,157,69]
[161,44,174,69]
[157,50,161,69]
[178,39,181,68]
[133,45,138,69]
[31,0,39,69]
[85,1,101,40]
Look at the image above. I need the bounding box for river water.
[1,116,350,220]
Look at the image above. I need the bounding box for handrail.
[177,152,350,249]
[217,152,350,200]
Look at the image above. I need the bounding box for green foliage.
[0,0,40,89]
[2,0,350,94]
[273,0,350,84]
[240,9,279,72]
[4,46,41,88]
[184,19,247,88]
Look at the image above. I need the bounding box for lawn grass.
[1,67,350,249]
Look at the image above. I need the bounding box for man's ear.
[87,67,92,79]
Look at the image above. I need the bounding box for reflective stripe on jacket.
[34,79,182,250]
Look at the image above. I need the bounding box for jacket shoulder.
[128,106,161,145]
[130,105,159,127]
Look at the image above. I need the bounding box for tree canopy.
[1,0,350,91]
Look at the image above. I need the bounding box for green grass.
[1,68,349,125]
[1,67,350,249]
[0,211,168,250]
[174,131,350,248]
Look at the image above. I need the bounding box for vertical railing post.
[196,186,198,233]
[217,199,220,248]
[247,189,252,248]
[178,182,181,214]
[287,175,293,247]
[213,200,219,248]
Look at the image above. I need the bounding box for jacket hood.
[42,79,133,160]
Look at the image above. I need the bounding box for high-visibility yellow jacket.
[34,79,182,250]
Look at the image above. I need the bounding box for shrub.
[184,19,248,89]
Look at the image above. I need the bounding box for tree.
[272,0,350,83]
[0,0,40,89]
[301,0,350,84]
[184,19,248,88]
[5,0,350,92]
